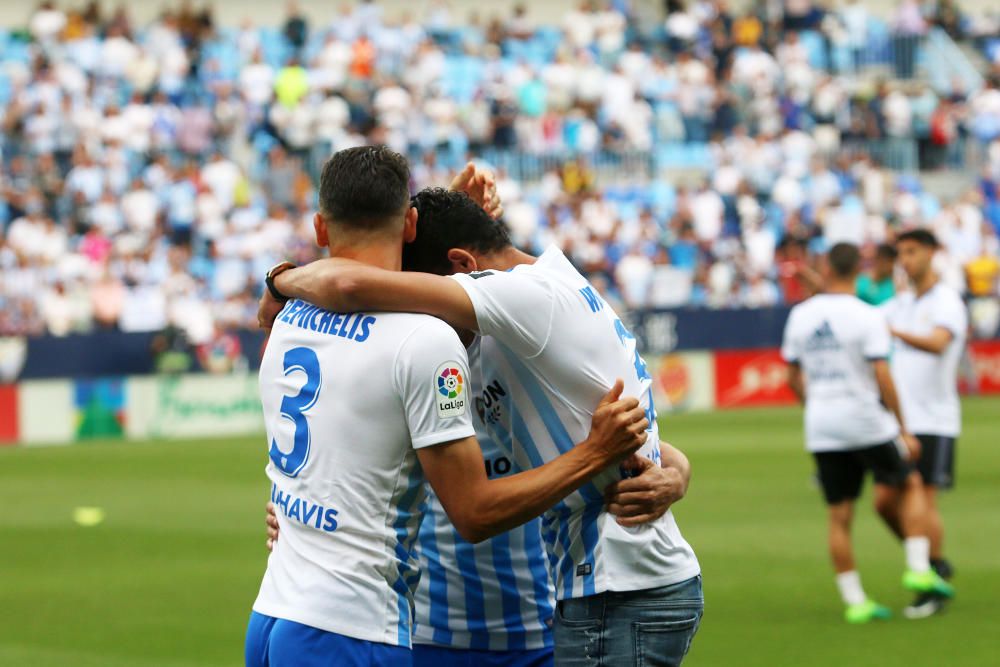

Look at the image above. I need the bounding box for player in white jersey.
[781,243,954,625]
[246,147,651,667]
[883,229,967,618]
[267,188,702,666]
[262,185,691,667]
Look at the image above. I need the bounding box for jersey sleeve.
[393,320,477,449]
[932,290,968,339]
[863,309,892,360]
[448,269,555,359]
[780,308,801,363]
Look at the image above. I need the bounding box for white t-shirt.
[884,284,967,437]
[252,301,475,647]
[781,294,900,451]
[450,247,700,600]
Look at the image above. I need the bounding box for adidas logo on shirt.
[805,320,840,352]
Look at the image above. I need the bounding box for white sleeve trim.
[411,425,477,449]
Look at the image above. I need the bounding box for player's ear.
[403,206,418,244]
[314,213,329,247]
[447,248,478,274]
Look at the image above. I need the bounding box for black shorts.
[813,440,914,505]
[915,434,956,489]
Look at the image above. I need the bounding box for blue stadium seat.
[798,31,826,70]
[920,193,941,221]
[645,181,676,218]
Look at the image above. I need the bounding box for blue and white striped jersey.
[449,247,700,600]
[253,301,475,647]
[413,338,555,651]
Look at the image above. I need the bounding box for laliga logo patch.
[435,363,467,418]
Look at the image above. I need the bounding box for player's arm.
[603,442,691,527]
[272,260,554,358]
[275,261,479,331]
[889,326,953,354]
[872,358,920,459]
[867,310,919,457]
[781,308,804,402]
[419,380,648,543]
[786,362,805,403]
[795,263,824,296]
[873,359,905,433]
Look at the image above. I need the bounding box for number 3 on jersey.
[269,346,322,477]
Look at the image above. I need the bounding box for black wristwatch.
[265,262,296,302]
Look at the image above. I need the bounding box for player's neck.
[483,247,536,272]
[912,271,937,297]
[826,279,855,295]
[327,240,402,272]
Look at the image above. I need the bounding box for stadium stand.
[0,0,998,345]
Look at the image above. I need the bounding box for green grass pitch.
[1,397,997,666]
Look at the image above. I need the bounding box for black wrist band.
[266,272,290,302]
[264,264,291,303]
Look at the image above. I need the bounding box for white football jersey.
[449,247,700,601]
[252,298,475,647]
[413,338,554,652]
[781,294,899,451]
[884,283,966,437]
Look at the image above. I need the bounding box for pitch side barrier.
[4,308,792,381]
[2,308,999,445]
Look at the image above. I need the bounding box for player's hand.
[265,501,280,552]
[901,433,921,461]
[605,454,686,527]
[585,379,648,463]
[449,162,503,220]
[258,291,285,331]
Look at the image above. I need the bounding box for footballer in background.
[884,229,968,618]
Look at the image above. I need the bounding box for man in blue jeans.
[265,185,704,665]
[555,576,704,665]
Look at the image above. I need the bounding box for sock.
[836,570,867,606]
[905,537,931,573]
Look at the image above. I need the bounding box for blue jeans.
[553,576,703,667]
[245,612,411,667]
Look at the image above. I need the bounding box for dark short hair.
[896,228,939,248]
[402,188,513,275]
[318,146,410,230]
[828,242,860,278]
[875,243,898,260]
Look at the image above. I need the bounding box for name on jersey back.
[278,299,377,342]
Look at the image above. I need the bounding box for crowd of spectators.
[1,0,999,345]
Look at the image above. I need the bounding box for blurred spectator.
[283,1,309,54]
[891,0,927,79]
[966,239,999,297]
[91,269,125,329]
[1,0,999,339]
[197,326,245,373]
[856,243,898,304]
[274,58,310,108]
[151,325,193,374]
